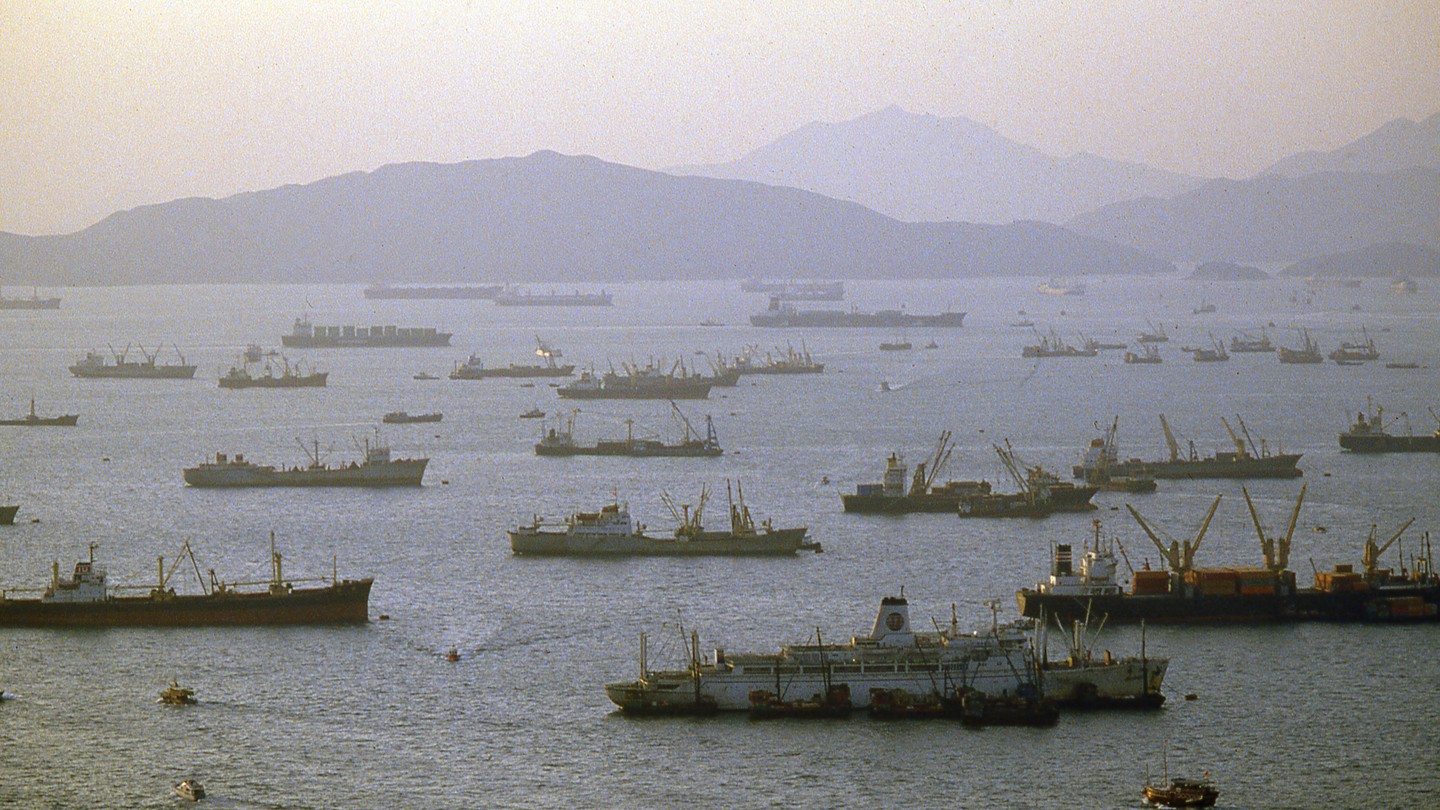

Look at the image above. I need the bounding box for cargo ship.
[281,317,451,348]
[1017,488,1440,624]
[0,288,61,310]
[953,442,1097,518]
[1339,404,1440,452]
[69,346,197,379]
[1022,329,1097,358]
[841,433,993,514]
[493,288,613,306]
[218,357,327,388]
[535,405,722,457]
[604,595,1164,714]
[1229,330,1274,353]
[449,339,575,379]
[0,398,78,426]
[1071,415,1302,480]
[511,483,817,556]
[750,297,965,329]
[0,540,371,627]
[557,361,713,400]
[726,344,824,375]
[363,283,502,299]
[183,440,427,487]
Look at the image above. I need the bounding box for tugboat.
[0,398,78,426]
[69,345,197,379]
[1339,403,1440,452]
[841,432,993,513]
[534,404,722,457]
[510,482,818,556]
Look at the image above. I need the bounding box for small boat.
[520,409,546,419]
[953,689,1059,727]
[879,333,912,351]
[382,411,442,424]
[444,646,460,662]
[1124,345,1163,364]
[172,779,206,802]
[158,680,196,705]
[923,341,939,349]
[1143,776,1218,808]
[749,683,853,719]
[699,319,724,327]
[1191,301,1216,314]
[412,372,439,380]
[878,381,892,392]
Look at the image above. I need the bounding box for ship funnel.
[868,596,915,647]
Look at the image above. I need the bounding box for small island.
[1188,260,1269,281]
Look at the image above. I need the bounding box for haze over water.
[1,275,1438,808]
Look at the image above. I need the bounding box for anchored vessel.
[219,357,326,388]
[1072,415,1302,480]
[750,297,965,329]
[1018,488,1440,624]
[1022,329,1097,358]
[954,442,1097,518]
[0,540,371,627]
[510,483,817,556]
[382,411,442,424]
[535,404,721,457]
[557,360,714,400]
[0,505,18,525]
[0,398,77,426]
[281,317,451,348]
[1229,330,1274,353]
[0,288,61,309]
[493,288,613,306]
[363,283,502,299]
[841,432,993,514]
[1329,326,1380,364]
[727,344,824,375]
[1277,329,1322,364]
[449,338,575,379]
[604,595,1164,714]
[69,346,197,379]
[183,441,427,487]
[1339,404,1440,452]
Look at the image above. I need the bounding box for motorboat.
[172,779,206,801]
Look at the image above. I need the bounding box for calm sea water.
[1,276,1437,809]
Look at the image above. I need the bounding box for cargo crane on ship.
[1126,495,1223,578]
[1241,484,1305,576]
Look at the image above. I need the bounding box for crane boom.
[1220,417,1246,457]
[1185,495,1224,568]
[1158,414,1181,462]
[1126,504,1182,571]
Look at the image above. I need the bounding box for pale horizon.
[3,1,1437,236]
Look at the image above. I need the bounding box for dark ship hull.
[1017,585,1440,624]
[0,579,372,627]
[183,458,427,487]
[751,309,966,328]
[1340,433,1440,453]
[557,381,712,400]
[1080,454,1303,480]
[535,440,721,457]
[219,372,327,388]
[0,505,17,525]
[70,364,197,379]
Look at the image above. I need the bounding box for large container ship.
[604,595,1164,714]
[1339,404,1440,452]
[281,317,451,348]
[183,442,426,487]
[0,541,371,627]
[1017,488,1440,624]
[750,297,965,328]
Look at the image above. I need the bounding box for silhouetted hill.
[0,151,1173,286]
[669,106,1202,224]
[1282,242,1440,278]
[1265,113,1440,177]
[1188,261,1268,281]
[1065,169,1440,263]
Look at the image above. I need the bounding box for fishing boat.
[1229,330,1274,353]
[841,433,993,514]
[750,297,965,328]
[1082,337,1128,352]
[382,411,442,424]
[510,482,818,556]
[0,398,78,426]
[69,345,197,379]
[605,595,1163,713]
[158,680,197,705]
[1137,321,1169,343]
[172,780,206,802]
[1339,403,1440,452]
[1071,415,1302,480]
[1143,776,1218,808]
[0,538,372,627]
[1018,488,1440,624]
[1187,334,1228,362]
[535,404,722,457]
[183,439,426,487]
[519,408,546,419]
[879,333,912,351]
[727,344,824,375]
[1277,329,1322,364]
[281,316,451,348]
[218,357,327,388]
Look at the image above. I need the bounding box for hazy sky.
[3,1,1437,235]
